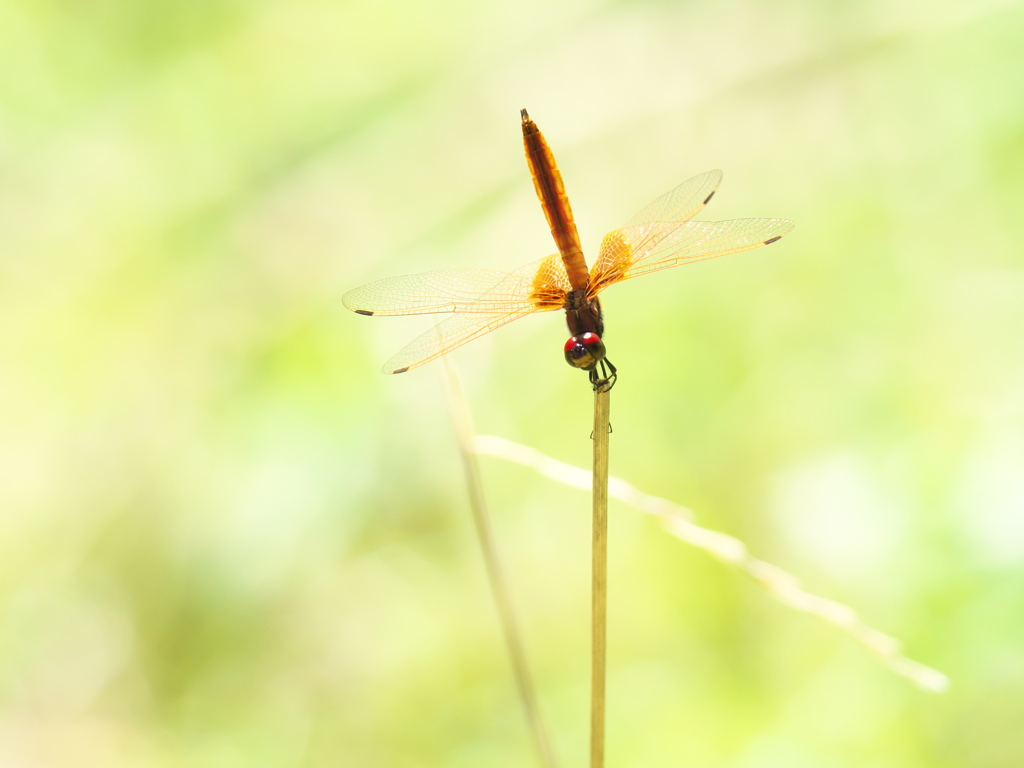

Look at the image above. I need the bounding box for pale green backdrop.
[1,0,1022,766]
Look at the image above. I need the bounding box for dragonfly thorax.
[565,293,603,337]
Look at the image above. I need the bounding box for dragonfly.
[344,110,794,388]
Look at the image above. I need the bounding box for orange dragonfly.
[344,110,793,388]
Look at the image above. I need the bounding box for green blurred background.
[2,0,1023,765]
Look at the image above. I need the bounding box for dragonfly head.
[564,332,606,371]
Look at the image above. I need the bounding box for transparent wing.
[382,309,536,374]
[343,266,538,316]
[590,218,794,292]
[346,255,572,372]
[622,169,723,228]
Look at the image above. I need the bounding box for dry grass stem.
[590,386,611,768]
[472,434,950,694]
[444,365,559,768]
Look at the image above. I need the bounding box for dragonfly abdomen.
[521,110,590,293]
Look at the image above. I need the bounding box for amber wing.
[588,171,794,295]
[343,255,572,373]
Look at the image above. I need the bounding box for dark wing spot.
[764,236,782,245]
[392,367,409,374]
[703,191,715,205]
[355,309,374,316]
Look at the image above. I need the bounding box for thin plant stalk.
[443,361,558,768]
[473,434,951,694]
[590,383,612,768]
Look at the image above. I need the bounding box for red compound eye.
[563,332,606,371]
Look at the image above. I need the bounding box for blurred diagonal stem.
[590,385,611,768]
[443,362,558,768]
[472,434,951,695]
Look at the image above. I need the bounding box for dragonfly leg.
[590,358,617,392]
